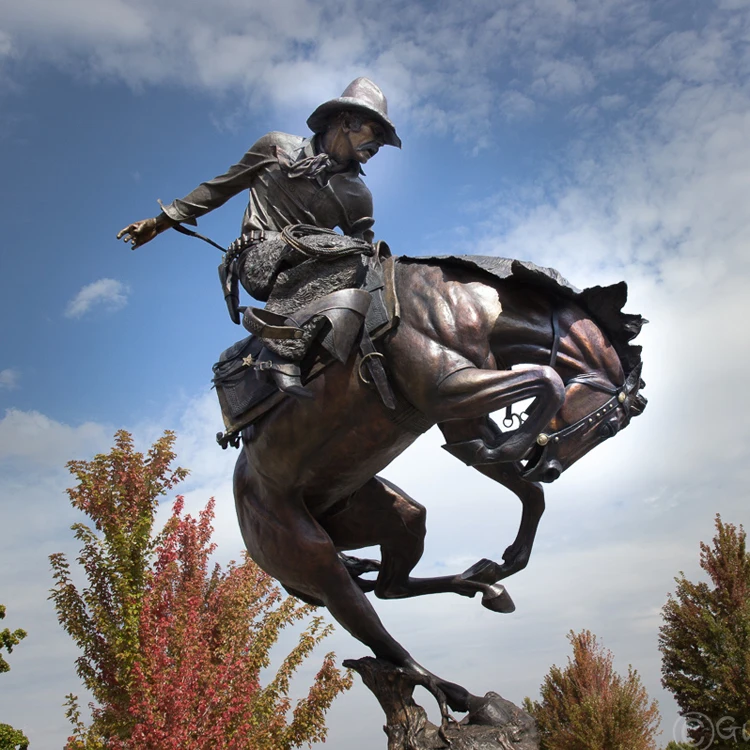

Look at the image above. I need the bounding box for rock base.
[344,657,540,750]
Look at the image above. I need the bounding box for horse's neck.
[556,307,624,386]
[491,283,623,386]
[392,261,622,387]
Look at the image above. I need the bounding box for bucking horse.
[229,253,646,722]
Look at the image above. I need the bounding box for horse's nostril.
[542,460,562,483]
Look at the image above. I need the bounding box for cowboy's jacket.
[159,132,374,238]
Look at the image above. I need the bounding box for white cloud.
[0,368,19,389]
[531,58,596,99]
[2,0,746,146]
[647,29,730,84]
[0,408,111,467]
[64,278,129,319]
[461,72,750,511]
[0,29,12,57]
[499,90,537,121]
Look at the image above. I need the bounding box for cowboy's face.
[343,119,386,163]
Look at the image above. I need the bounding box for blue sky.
[2,0,750,747]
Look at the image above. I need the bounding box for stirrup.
[256,348,314,400]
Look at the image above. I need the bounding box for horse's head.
[521,363,646,483]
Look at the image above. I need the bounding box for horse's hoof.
[481,584,515,613]
[460,558,501,585]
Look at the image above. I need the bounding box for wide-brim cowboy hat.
[307,77,401,149]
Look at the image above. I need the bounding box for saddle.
[213,254,401,449]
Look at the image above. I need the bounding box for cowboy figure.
[118,78,401,398]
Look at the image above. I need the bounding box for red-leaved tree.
[51,430,351,749]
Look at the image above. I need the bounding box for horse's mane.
[398,255,645,375]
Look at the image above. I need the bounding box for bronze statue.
[117,77,400,397]
[231,253,646,738]
[120,80,647,746]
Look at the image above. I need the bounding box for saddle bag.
[212,336,278,434]
[212,255,403,448]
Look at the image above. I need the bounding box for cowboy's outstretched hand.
[117,215,173,249]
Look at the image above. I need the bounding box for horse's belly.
[303,430,419,514]
[244,363,419,512]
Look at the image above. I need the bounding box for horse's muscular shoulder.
[397,262,501,368]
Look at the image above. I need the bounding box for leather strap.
[242,289,371,341]
[242,307,304,340]
[359,329,396,410]
[549,306,561,367]
[170,222,226,253]
[227,229,281,257]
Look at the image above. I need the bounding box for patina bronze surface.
[117,78,400,396]
[116,77,398,252]
[232,255,646,724]
[118,79,647,740]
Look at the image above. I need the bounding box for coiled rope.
[281,224,374,260]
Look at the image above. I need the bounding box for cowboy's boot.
[256,346,314,400]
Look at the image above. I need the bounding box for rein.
[170,222,227,253]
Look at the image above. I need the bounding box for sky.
[1,0,749,747]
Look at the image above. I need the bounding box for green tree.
[0,604,30,750]
[524,629,660,750]
[659,515,750,749]
[50,430,351,749]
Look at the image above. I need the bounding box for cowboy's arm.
[158,143,277,225]
[118,137,277,248]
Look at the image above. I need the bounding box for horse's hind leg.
[320,476,426,596]
[234,455,409,664]
[234,456,475,714]
[321,476,513,611]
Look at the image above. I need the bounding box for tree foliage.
[524,629,660,750]
[0,725,30,750]
[659,514,750,749]
[50,430,351,749]
[0,604,30,750]
[0,604,27,675]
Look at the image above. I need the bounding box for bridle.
[520,305,643,481]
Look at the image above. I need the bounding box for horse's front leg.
[492,465,544,579]
[440,416,546,582]
[432,364,564,463]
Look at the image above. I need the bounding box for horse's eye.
[598,420,617,439]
